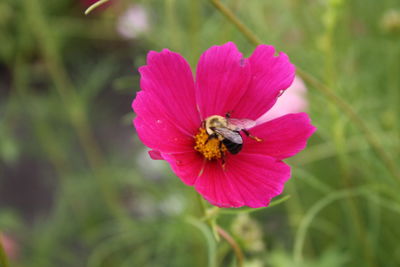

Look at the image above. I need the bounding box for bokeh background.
[1,0,400,266]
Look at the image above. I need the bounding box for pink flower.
[117,5,150,39]
[257,76,308,123]
[0,233,18,260]
[132,42,316,208]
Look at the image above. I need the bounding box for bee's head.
[204,115,227,135]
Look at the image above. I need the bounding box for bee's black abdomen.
[222,139,242,154]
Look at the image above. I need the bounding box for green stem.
[293,188,370,263]
[216,226,244,267]
[297,69,399,183]
[24,0,129,223]
[321,4,374,265]
[84,0,110,15]
[165,0,181,51]
[26,0,104,170]
[209,0,400,183]
[195,193,245,266]
[210,0,262,46]
[196,191,208,216]
[186,217,218,267]
[196,193,220,241]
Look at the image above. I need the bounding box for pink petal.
[243,113,316,160]
[194,161,244,207]
[195,154,291,208]
[195,42,251,119]
[133,91,194,153]
[233,45,296,120]
[148,150,164,160]
[162,152,205,186]
[138,49,200,134]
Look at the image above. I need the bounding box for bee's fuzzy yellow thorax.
[194,128,226,160]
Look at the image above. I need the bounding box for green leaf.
[185,217,218,267]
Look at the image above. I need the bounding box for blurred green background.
[1,0,400,266]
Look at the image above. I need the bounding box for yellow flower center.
[194,128,227,160]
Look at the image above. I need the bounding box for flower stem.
[296,68,400,183]
[209,0,262,46]
[216,225,244,267]
[209,0,400,183]
[25,0,129,223]
[196,191,208,216]
[196,193,220,241]
[186,217,218,267]
[84,0,110,15]
[195,192,245,265]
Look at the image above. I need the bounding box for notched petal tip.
[200,42,242,60]
[239,57,247,67]
[144,48,183,66]
[296,112,318,134]
[137,65,147,75]
[131,91,143,111]
[214,41,238,49]
[278,52,296,73]
[253,44,276,56]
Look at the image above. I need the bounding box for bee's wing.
[227,118,256,130]
[214,127,243,144]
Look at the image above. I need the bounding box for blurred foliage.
[0,0,400,266]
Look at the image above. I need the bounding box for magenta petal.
[195,154,291,208]
[138,49,200,133]
[195,42,251,119]
[224,154,291,208]
[243,113,316,160]
[132,44,315,209]
[194,161,244,207]
[233,45,296,120]
[133,91,194,153]
[148,150,164,160]
[162,152,205,186]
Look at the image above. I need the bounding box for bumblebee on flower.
[132,42,316,208]
[195,112,262,164]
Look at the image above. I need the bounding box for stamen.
[194,128,227,160]
[251,136,263,142]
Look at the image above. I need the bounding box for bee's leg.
[221,157,226,170]
[225,111,231,118]
[242,129,263,142]
[205,133,217,144]
[219,142,227,170]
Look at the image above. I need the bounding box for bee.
[204,112,262,155]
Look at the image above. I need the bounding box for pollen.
[194,128,227,160]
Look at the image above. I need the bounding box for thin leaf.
[185,217,218,267]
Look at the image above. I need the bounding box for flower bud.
[231,214,265,253]
[381,10,400,35]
